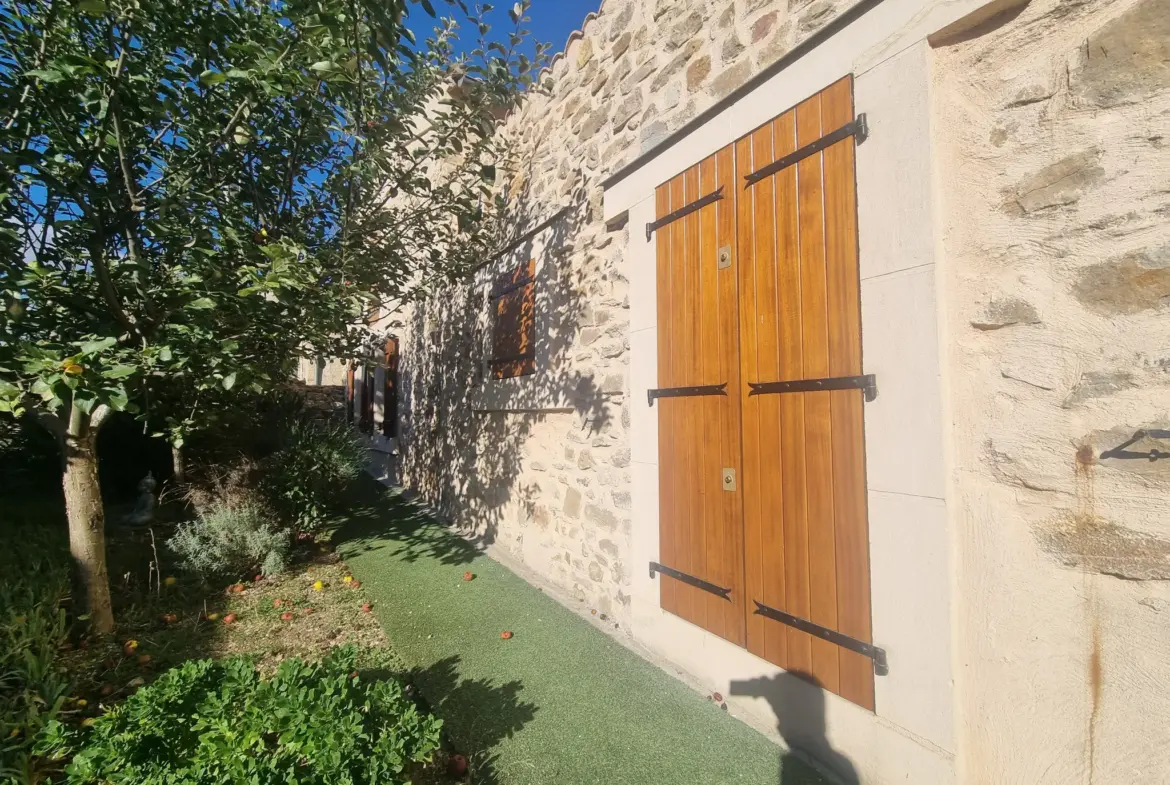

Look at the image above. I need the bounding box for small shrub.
[40,647,442,785]
[168,500,290,580]
[262,417,366,533]
[0,521,71,784]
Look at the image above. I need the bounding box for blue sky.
[407,1,602,62]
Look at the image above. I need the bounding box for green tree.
[0,0,547,633]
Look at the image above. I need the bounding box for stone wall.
[387,0,865,629]
[932,0,1170,781]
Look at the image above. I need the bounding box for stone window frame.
[487,258,537,380]
[472,221,573,412]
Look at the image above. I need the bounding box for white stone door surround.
[598,0,1008,782]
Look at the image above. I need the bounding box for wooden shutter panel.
[653,146,747,647]
[735,76,873,709]
[491,259,536,379]
[383,337,399,438]
[360,366,375,433]
[346,363,356,424]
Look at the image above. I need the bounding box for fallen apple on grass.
[222,613,238,625]
[462,571,474,582]
[500,630,513,640]
[447,753,468,777]
[280,612,294,622]
[361,603,372,613]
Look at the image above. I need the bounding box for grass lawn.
[334,479,830,785]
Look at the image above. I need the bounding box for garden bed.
[1,495,468,785]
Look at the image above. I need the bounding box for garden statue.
[125,472,157,526]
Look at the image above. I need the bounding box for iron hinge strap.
[645,185,726,241]
[753,601,888,676]
[647,383,727,407]
[748,374,877,403]
[744,114,869,187]
[650,562,733,601]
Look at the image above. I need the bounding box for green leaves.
[75,0,107,15]
[53,648,442,784]
[198,69,227,86]
[1,0,547,452]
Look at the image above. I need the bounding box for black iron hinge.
[645,186,725,241]
[647,383,727,407]
[754,601,888,675]
[650,562,732,601]
[748,374,877,403]
[744,114,868,186]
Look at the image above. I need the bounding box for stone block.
[563,487,583,518]
[1072,0,1170,108]
[1073,246,1170,316]
[970,297,1040,330]
[1008,149,1104,213]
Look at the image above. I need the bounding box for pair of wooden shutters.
[652,77,876,710]
[490,259,536,379]
[383,337,399,438]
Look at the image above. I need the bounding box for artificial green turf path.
[335,481,827,785]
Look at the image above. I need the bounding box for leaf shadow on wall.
[730,671,860,785]
[390,167,627,569]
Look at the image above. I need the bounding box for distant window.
[382,337,399,438]
[360,365,375,433]
[489,259,536,380]
[345,363,355,423]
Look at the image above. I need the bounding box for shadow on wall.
[396,154,625,559]
[731,672,860,785]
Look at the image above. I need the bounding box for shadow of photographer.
[730,671,860,785]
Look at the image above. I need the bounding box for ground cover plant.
[40,646,443,785]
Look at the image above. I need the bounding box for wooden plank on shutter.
[714,144,747,647]
[655,149,746,646]
[657,177,680,619]
[821,76,875,711]
[795,90,841,695]
[736,76,874,709]
[774,105,814,678]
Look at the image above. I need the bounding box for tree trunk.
[61,403,115,635]
[171,442,186,484]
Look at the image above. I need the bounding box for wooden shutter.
[651,75,874,711]
[735,76,873,709]
[653,145,747,647]
[383,337,399,438]
[345,363,355,424]
[360,366,375,433]
[490,259,536,379]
